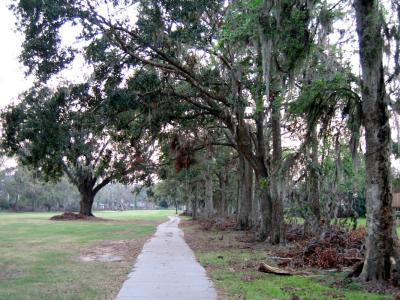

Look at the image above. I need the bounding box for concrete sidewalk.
[116,216,217,300]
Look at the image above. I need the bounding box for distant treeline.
[0,166,150,212]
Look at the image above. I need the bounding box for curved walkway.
[116,216,217,300]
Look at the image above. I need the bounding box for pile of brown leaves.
[50,212,106,221]
[278,226,366,269]
[198,217,237,231]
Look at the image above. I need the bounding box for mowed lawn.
[0,210,172,300]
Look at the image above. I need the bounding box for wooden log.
[258,262,292,275]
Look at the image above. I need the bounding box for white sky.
[0,1,33,109]
[0,1,95,110]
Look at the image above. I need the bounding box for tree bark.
[269,86,285,244]
[255,168,273,241]
[257,0,285,244]
[191,182,199,220]
[184,193,192,215]
[236,154,253,229]
[235,119,274,240]
[355,0,398,283]
[304,126,321,235]
[203,152,214,219]
[79,189,95,216]
[217,171,229,216]
[251,172,258,228]
[78,178,98,217]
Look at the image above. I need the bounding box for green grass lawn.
[0,210,172,300]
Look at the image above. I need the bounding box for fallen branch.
[267,256,293,261]
[258,263,292,275]
[343,256,363,262]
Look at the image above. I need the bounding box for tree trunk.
[304,126,321,235]
[217,172,229,216]
[79,190,95,216]
[270,176,285,244]
[14,194,19,211]
[355,0,398,283]
[257,1,285,244]
[236,154,253,229]
[255,168,273,241]
[184,192,190,215]
[235,119,274,240]
[251,174,258,228]
[191,181,199,220]
[185,194,192,216]
[203,157,214,219]
[269,84,285,244]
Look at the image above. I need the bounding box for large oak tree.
[1,81,156,216]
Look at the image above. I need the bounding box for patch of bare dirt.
[80,236,151,299]
[181,219,258,254]
[79,238,147,263]
[0,264,24,280]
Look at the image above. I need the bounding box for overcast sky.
[0,1,33,109]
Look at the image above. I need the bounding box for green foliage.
[0,73,166,201]
[392,141,400,159]
[158,199,169,208]
[290,71,358,128]
[273,0,314,72]
[8,0,373,244]
[0,200,10,210]
[259,177,269,190]
[219,0,261,46]
[0,166,79,212]
[11,0,78,81]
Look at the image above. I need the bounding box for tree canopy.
[3,0,400,285]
